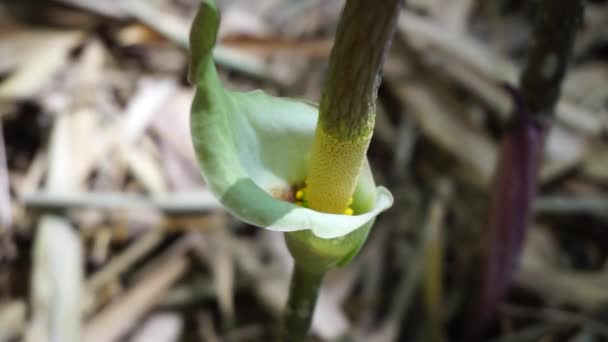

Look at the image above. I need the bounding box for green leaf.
[189,0,393,239]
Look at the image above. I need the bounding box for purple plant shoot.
[476,85,548,331]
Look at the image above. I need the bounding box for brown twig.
[83,236,193,342]
[0,122,11,231]
[22,191,220,214]
[503,304,608,338]
[0,121,16,259]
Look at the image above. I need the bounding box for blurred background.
[1,0,608,341]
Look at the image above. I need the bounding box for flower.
[189,0,393,240]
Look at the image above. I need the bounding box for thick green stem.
[279,266,325,342]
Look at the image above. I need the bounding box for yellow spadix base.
[305,127,371,214]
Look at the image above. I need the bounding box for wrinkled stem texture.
[306,0,402,214]
[319,0,402,140]
[280,266,324,342]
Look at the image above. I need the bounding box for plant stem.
[471,0,584,338]
[307,0,402,213]
[319,0,402,140]
[279,266,325,342]
[281,1,402,339]
[519,0,583,118]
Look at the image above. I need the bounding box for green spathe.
[189,0,393,240]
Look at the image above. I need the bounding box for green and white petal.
[189,0,393,239]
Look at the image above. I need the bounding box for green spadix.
[189,0,393,241]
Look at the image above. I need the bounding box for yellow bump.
[344,208,354,215]
[296,189,304,200]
